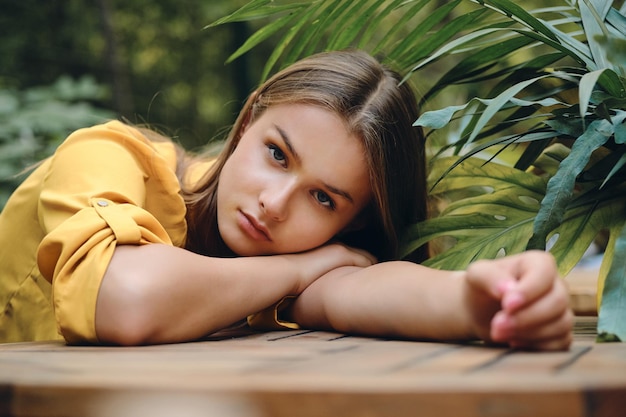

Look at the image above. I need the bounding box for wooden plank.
[566,266,599,316]
[1,317,625,417]
[6,386,589,417]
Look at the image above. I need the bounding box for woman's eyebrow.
[274,124,301,163]
[274,123,355,205]
[324,183,354,204]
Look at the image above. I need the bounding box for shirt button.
[97,200,109,207]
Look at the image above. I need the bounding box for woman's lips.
[238,211,271,241]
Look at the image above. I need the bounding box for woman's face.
[217,103,371,256]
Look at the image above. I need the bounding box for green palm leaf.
[371,0,435,57]
[205,0,278,26]
[550,189,626,275]
[401,156,546,269]
[388,0,467,65]
[598,219,626,342]
[259,3,324,80]
[224,11,302,65]
[480,0,559,41]
[528,119,615,250]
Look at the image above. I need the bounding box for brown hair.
[183,50,428,262]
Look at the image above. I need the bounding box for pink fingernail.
[498,280,515,294]
[503,292,524,311]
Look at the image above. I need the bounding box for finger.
[465,258,513,300]
[501,250,560,313]
[464,251,554,300]
[492,307,573,345]
[508,316,574,351]
[508,281,570,331]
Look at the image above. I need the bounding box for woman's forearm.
[96,244,303,345]
[290,261,477,341]
[95,243,374,345]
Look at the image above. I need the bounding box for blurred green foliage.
[0,76,114,208]
[0,0,274,211]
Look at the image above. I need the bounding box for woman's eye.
[268,144,286,163]
[314,191,335,209]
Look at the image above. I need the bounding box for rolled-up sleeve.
[35,121,186,343]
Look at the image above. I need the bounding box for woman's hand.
[284,243,376,294]
[463,251,573,351]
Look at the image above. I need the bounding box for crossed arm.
[96,244,572,350]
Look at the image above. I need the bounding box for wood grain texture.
[1,317,624,417]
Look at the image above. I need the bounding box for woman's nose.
[259,180,295,221]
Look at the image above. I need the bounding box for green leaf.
[401,10,487,68]
[414,103,471,129]
[602,154,626,188]
[296,1,349,60]
[296,0,352,50]
[408,211,535,270]
[507,21,594,68]
[401,157,545,267]
[514,134,554,171]
[597,332,622,342]
[205,0,272,27]
[278,1,334,68]
[482,0,559,41]
[326,0,381,50]
[532,143,571,175]
[545,117,584,138]
[550,190,626,276]
[258,3,324,80]
[615,113,626,144]
[597,219,626,342]
[597,68,626,98]
[580,0,612,70]
[528,119,614,249]
[607,7,626,36]
[461,130,557,164]
[466,75,549,145]
[372,0,434,56]
[207,1,316,27]
[407,24,509,76]
[225,12,300,64]
[433,36,533,88]
[389,0,469,64]
[414,90,563,131]
[358,0,407,49]
[580,69,610,119]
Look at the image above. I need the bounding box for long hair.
[183,50,428,262]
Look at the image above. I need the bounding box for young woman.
[0,50,572,350]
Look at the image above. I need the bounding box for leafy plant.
[210,0,626,340]
[407,0,626,341]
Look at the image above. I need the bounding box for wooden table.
[1,317,624,417]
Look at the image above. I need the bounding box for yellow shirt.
[0,121,188,343]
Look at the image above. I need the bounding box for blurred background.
[0,0,547,210]
[0,0,276,208]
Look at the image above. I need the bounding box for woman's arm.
[95,243,374,345]
[289,251,573,351]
